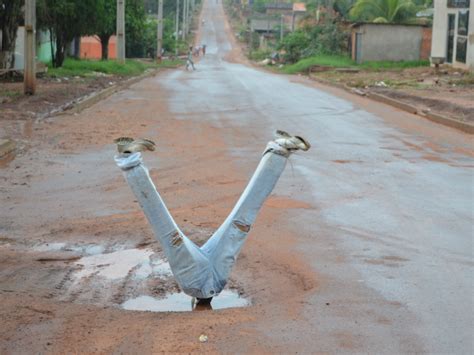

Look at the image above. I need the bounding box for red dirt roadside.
[0,70,318,354]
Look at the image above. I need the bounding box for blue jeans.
[115,142,288,299]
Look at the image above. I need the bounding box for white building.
[431,0,473,70]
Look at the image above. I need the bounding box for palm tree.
[334,0,357,20]
[349,0,417,23]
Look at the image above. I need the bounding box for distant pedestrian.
[194,45,201,57]
[186,46,195,71]
[202,44,207,56]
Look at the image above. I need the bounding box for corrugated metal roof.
[250,18,280,32]
[265,3,293,10]
[351,22,429,28]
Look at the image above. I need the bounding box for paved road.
[160,1,473,353]
[1,0,472,353]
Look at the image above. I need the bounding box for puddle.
[122,289,250,312]
[134,257,172,279]
[34,242,67,252]
[75,248,155,280]
[34,242,105,255]
[66,244,105,255]
[74,248,172,280]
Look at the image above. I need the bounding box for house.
[265,2,293,15]
[291,2,307,31]
[8,27,54,70]
[80,36,117,60]
[250,17,281,34]
[351,23,432,64]
[253,2,307,34]
[431,0,473,70]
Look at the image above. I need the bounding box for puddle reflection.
[122,290,250,312]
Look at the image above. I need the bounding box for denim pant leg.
[116,153,215,299]
[201,151,287,290]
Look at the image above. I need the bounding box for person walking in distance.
[202,44,207,56]
[186,46,195,71]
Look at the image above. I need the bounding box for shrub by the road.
[279,31,310,63]
[282,55,355,74]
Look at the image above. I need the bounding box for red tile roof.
[293,3,306,12]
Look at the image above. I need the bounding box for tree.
[349,0,417,23]
[37,0,99,67]
[125,0,147,57]
[334,0,357,19]
[95,0,116,60]
[252,0,268,13]
[0,0,23,69]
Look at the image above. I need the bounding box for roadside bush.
[249,49,272,61]
[249,32,261,51]
[282,55,355,74]
[279,31,310,63]
[303,21,350,57]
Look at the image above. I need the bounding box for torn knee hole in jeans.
[171,231,183,247]
[233,220,250,233]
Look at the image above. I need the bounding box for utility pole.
[280,14,283,41]
[24,0,36,95]
[157,0,163,61]
[182,0,187,41]
[187,0,191,33]
[117,0,126,64]
[175,0,180,57]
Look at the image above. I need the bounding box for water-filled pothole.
[122,289,250,312]
[74,248,171,280]
[31,244,250,312]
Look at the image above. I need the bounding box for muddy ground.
[0,17,316,353]
[1,0,473,353]
[313,67,474,123]
[0,76,316,353]
[0,74,131,159]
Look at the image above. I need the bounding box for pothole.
[74,248,161,280]
[27,242,251,311]
[122,289,250,312]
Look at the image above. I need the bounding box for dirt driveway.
[1,0,473,353]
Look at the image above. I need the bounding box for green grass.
[47,59,153,78]
[282,55,355,74]
[447,73,474,86]
[249,49,273,61]
[281,55,430,74]
[0,89,22,98]
[155,58,185,68]
[359,59,430,70]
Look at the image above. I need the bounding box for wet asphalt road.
[160,1,473,353]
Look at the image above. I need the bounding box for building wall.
[421,27,433,59]
[431,0,473,71]
[12,27,54,69]
[13,27,25,69]
[80,36,117,60]
[37,30,54,63]
[431,0,449,59]
[250,18,280,32]
[353,24,424,63]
